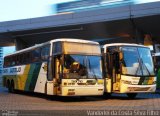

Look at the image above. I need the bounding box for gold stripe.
[148,77,154,85]
[16,65,30,90]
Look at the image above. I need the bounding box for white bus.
[102,43,156,98]
[3,39,104,96]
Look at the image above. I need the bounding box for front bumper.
[120,84,156,93]
[60,86,104,96]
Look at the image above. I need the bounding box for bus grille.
[129,87,150,91]
[134,87,150,91]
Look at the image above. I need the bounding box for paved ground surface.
[1,86,160,116]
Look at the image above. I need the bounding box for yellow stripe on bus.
[148,77,154,85]
[16,65,31,90]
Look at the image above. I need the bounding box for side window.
[11,56,16,66]
[16,55,19,65]
[41,45,50,61]
[4,57,10,67]
[19,54,23,64]
[7,57,11,66]
[4,57,7,67]
[22,53,26,64]
[23,52,31,64]
[53,42,62,54]
[31,48,40,62]
[16,54,22,65]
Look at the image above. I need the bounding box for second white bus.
[102,43,156,98]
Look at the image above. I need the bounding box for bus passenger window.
[41,45,50,61]
[4,57,10,67]
[23,52,31,64]
[11,56,16,66]
[19,54,23,64]
[32,49,40,62]
[16,55,18,65]
[3,59,6,67]
[53,42,62,54]
[22,53,26,64]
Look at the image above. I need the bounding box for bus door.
[109,52,121,92]
[46,56,55,95]
[54,55,63,96]
[46,55,62,96]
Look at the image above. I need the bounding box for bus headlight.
[97,80,104,85]
[121,80,132,85]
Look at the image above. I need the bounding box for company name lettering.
[3,67,21,74]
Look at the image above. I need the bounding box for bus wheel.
[103,93,111,98]
[127,93,137,99]
[7,80,11,93]
[10,80,15,93]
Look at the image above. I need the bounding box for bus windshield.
[63,55,102,79]
[121,47,155,76]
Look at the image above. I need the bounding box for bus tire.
[103,92,111,98]
[127,93,137,99]
[10,80,15,93]
[7,80,11,93]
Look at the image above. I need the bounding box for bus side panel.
[29,63,42,91]
[15,65,30,90]
[3,65,30,90]
[3,63,46,93]
[34,62,47,93]
[24,63,42,92]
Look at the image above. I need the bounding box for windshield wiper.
[135,60,141,76]
[139,58,151,76]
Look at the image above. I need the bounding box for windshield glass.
[121,47,155,76]
[63,55,102,79]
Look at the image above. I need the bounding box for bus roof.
[103,43,147,48]
[5,38,99,57]
[50,38,99,45]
